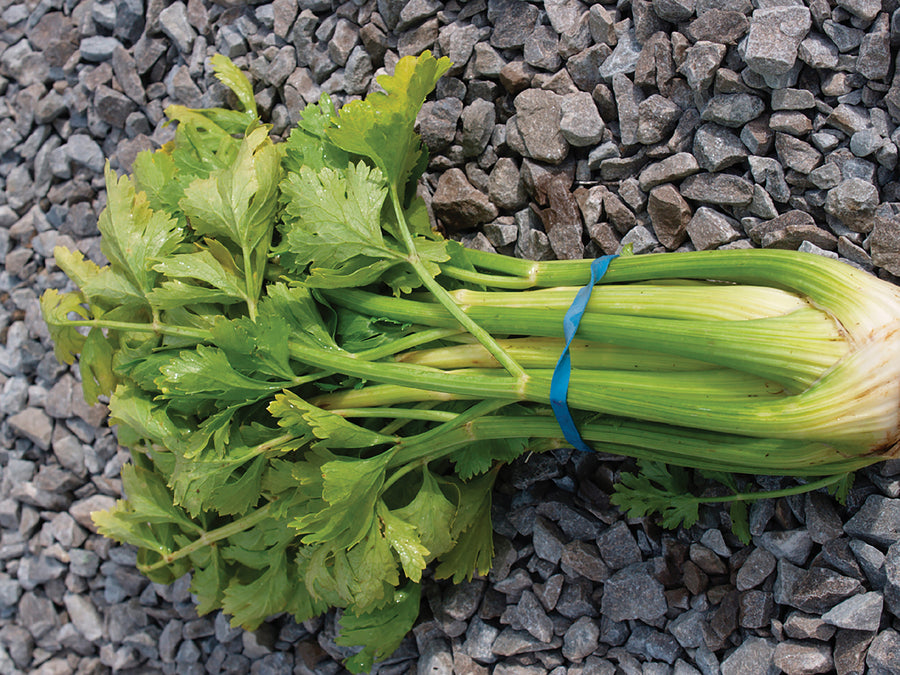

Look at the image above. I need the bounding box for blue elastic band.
[550,254,618,453]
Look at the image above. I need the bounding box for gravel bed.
[2,0,900,673]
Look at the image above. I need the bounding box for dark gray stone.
[773,641,833,675]
[599,28,642,80]
[638,153,701,191]
[867,630,900,675]
[461,99,495,158]
[743,7,811,76]
[600,564,667,623]
[158,2,195,53]
[790,567,864,614]
[885,541,900,619]
[822,592,884,632]
[824,178,879,233]
[489,0,540,49]
[774,132,822,174]
[680,173,754,206]
[679,41,726,92]
[524,25,560,72]
[720,637,777,675]
[560,92,604,147]
[686,207,741,251]
[647,183,691,250]
[693,123,747,172]
[625,624,682,664]
[432,168,498,231]
[514,89,568,164]
[636,95,682,146]
[701,94,765,128]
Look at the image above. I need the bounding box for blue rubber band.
[550,254,618,453]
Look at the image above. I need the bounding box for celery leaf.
[326,51,451,194]
[337,584,422,675]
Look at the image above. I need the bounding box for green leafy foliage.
[327,51,451,196]
[610,462,702,530]
[337,584,422,674]
[39,52,854,673]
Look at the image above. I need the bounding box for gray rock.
[464,616,499,662]
[158,2,195,54]
[808,163,842,190]
[686,207,742,250]
[514,89,568,164]
[850,129,882,158]
[755,529,813,565]
[515,209,554,261]
[693,123,747,172]
[560,92,604,147]
[824,178,879,233]
[857,16,891,81]
[489,159,527,211]
[771,88,816,110]
[561,541,609,582]
[443,580,485,622]
[736,547,776,591]
[679,41,726,92]
[626,623,683,664]
[552,577,596,621]
[588,5,617,46]
[612,73,645,147]
[823,21,864,55]
[668,609,708,650]
[461,99,496,158]
[600,564,667,623]
[65,134,105,174]
[432,169,497,231]
[638,153,700,191]
[524,25,560,72]
[837,0,880,21]
[328,19,358,67]
[7,407,53,450]
[740,590,775,629]
[775,133,822,174]
[533,516,566,564]
[63,594,103,642]
[680,173,754,206]
[419,98,463,152]
[505,590,553,643]
[600,27,642,79]
[835,629,875,675]
[743,7,811,76]
[822,592,884,632]
[491,627,560,656]
[871,216,900,275]
[647,184,691,250]
[784,612,836,641]
[489,0,541,49]
[636,95,681,146]
[701,94,765,128]
[867,630,900,675]
[720,636,777,675]
[885,541,900,619]
[80,36,122,62]
[654,0,694,23]
[790,566,864,614]
[562,617,599,662]
[773,641,833,675]
[620,224,659,254]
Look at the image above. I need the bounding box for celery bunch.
[41,53,900,671]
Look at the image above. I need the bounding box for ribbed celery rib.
[305,248,900,473]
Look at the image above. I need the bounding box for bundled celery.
[41,53,900,671]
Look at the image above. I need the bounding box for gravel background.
[3,0,900,673]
